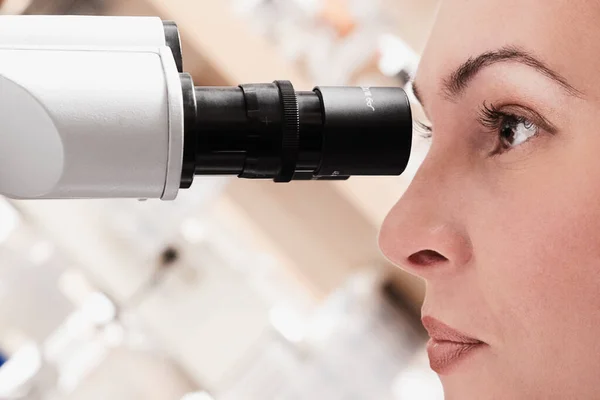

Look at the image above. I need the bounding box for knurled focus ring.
[274,80,300,182]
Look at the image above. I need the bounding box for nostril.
[408,250,448,266]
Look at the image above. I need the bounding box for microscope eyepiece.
[180,80,413,187]
[164,18,413,188]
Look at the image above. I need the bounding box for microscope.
[0,16,413,200]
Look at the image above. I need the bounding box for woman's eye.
[478,103,547,156]
[497,116,540,152]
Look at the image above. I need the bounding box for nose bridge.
[396,149,461,235]
[380,145,473,276]
[404,143,463,212]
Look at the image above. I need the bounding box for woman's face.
[379,1,600,398]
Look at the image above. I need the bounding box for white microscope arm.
[0,16,184,200]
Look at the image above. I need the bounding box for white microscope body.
[0,16,184,200]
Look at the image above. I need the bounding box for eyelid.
[490,103,558,134]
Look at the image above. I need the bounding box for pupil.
[501,122,515,142]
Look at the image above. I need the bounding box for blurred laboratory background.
[0,0,440,399]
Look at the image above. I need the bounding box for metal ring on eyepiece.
[274,80,300,182]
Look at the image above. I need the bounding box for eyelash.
[414,121,433,139]
[415,102,551,156]
[478,102,525,131]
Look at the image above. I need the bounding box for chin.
[441,384,491,400]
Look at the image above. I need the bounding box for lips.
[422,316,485,374]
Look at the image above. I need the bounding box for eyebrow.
[412,45,583,106]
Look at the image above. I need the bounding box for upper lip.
[422,316,483,344]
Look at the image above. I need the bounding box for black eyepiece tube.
[179,80,413,187]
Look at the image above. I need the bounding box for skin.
[379,1,600,399]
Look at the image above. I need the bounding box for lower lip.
[427,339,485,374]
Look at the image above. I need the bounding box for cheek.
[469,130,600,354]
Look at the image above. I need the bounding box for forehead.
[417,0,600,100]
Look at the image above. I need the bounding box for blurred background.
[0,0,440,399]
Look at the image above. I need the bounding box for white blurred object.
[0,342,42,398]
[101,323,125,348]
[392,350,444,400]
[58,270,96,307]
[181,218,208,244]
[43,305,115,391]
[269,306,306,344]
[378,33,420,78]
[57,339,106,394]
[304,293,344,343]
[81,293,116,326]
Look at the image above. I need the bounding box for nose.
[379,153,473,278]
